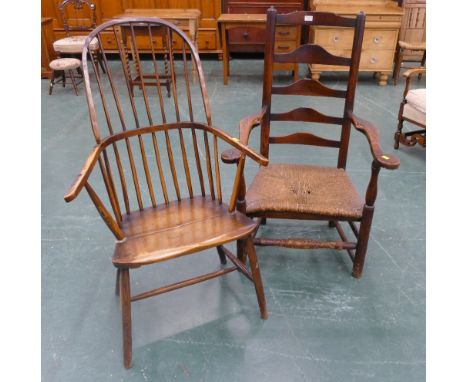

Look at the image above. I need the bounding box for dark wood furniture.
[218,13,301,85]
[308,0,403,86]
[394,67,425,148]
[63,18,268,369]
[41,0,222,54]
[222,9,399,278]
[223,0,305,53]
[41,17,57,78]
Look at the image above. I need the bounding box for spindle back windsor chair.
[223,8,400,278]
[64,18,268,369]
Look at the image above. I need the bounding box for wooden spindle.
[213,135,222,203]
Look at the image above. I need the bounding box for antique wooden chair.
[223,9,400,279]
[394,67,426,148]
[64,18,268,369]
[48,57,81,95]
[53,0,105,73]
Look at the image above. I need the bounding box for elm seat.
[113,197,258,268]
[53,36,99,54]
[245,164,364,220]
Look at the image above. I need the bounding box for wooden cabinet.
[41,17,56,78]
[41,0,222,54]
[308,0,403,85]
[224,0,305,52]
[398,0,425,61]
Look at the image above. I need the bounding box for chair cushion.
[403,103,426,126]
[113,197,257,267]
[53,36,99,54]
[49,58,81,71]
[245,164,364,220]
[406,89,426,114]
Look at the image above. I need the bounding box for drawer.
[197,31,216,50]
[275,40,297,53]
[228,27,266,45]
[275,26,298,41]
[310,49,394,71]
[100,32,117,50]
[168,19,190,29]
[359,50,395,70]
[313,28,397,51]
[363,30,398,50]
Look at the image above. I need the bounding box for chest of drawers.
[309,0,403,85]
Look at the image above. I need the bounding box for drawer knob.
[333,36,340,42]
[243,32,249,39]
[277,45,289,50]
[370,57,377,64]
[373,37,380,44]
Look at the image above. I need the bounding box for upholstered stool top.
[399,41,426,51]
[49,58,81,71]
[53,36,99,54]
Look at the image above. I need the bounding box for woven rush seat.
[53,36,99,54]
[49,58,81,71]
[398,40,426,51]
[245,164,364,220]
[113,197,258,268]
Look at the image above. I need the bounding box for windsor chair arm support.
[347,111,400,170]
[222,107,268,165]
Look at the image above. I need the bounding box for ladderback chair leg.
[216,246,227,265]
[352,206,375,278]
[393,48,403,85]
[245,236,268,319]
[115,268,121,296]
[237,239,246,264]
[394,116,404,149]
[120,268,132,369]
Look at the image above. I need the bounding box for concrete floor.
[42,58,425,381]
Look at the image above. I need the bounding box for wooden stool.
[393,41,426,85]
[48,58,81,96]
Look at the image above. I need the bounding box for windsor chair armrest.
[221,107,268,165]
[64,145,101,202]
[347,111,400,170]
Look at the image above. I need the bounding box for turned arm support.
[347,111,400,170]
[403,67,426,97]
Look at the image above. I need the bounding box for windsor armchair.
[394,67,426,148]
[223,9,400,278]
[64,18,268,369]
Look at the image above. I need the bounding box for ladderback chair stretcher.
[64,18,268,369]
[222,8,400,279]
[394,67,426,148]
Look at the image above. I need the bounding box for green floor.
[42,58,425,381]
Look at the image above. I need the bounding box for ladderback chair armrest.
[403,67,426,97]
[347,111,400,170]
[221,107,268,165]
[64,145,102,202]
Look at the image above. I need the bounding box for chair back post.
[338,11,365,169]
[260,7,277,159]
[59,0,97,36]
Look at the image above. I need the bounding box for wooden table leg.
[221,23,229,85]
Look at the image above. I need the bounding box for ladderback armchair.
[223,8,400,279]
[64,18,268,369]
